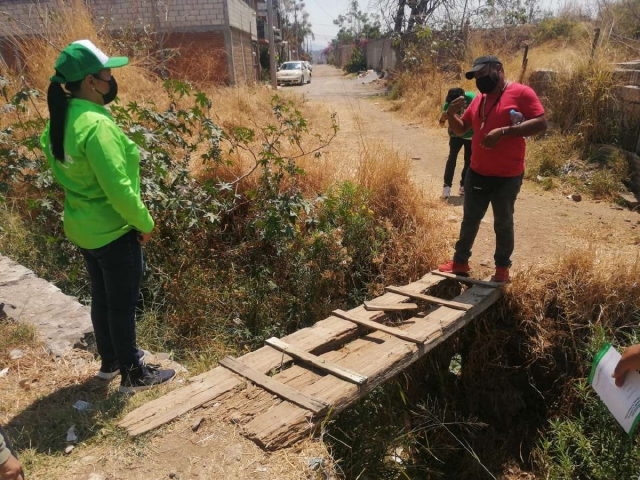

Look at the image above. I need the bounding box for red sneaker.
[438,260,470,275]
[491,267,510,283]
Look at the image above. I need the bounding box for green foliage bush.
[0,75,423,367]
[344,46,367,74]
[534,17,578,42]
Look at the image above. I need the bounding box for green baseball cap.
[51,40,129,84]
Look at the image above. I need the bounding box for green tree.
[279,0,315,60]
[333,0,382,45]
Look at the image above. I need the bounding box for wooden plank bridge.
[118,271,503,450]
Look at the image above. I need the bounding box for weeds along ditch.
[324,252,640,479]
[0,73,447,364]
[1,8,639,478]
[1,77,639,480]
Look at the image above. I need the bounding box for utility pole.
[267,0,277,89]
[294,1,299,60]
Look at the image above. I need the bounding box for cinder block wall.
[0,0,257,85]
[227,0,257,39]
[0,0,226,33]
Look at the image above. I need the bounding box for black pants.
[453,169,523,268]
[80,230,143,372]
[443,136,472,188]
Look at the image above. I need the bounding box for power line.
[311,0,336,21]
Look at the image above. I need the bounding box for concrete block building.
[0,0,260,84]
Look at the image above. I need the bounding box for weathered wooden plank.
[431,270,503,288]
[118,273,446,436]
[118,366,239,435]
[385,286,473,311]
[219,356,329,414]
[363,301,418,312]
[244,285,503,449]
[332,309,424,344]
[265,337,368,385]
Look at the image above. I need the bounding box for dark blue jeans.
[443,136,472,188]
[453,169,523,268]
[80,230,143,372]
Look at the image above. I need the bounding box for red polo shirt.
[461,82,545,177]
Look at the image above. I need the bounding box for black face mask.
[94,76,118,105]
[476,71,499,94]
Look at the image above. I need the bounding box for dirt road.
[297,65,639,272]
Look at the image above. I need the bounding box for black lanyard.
[480,81,510,130]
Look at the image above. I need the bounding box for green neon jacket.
[41,98,154,249]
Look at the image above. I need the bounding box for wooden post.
[591,28,601,59]
[519,44,529,83]
[267,0,278,89]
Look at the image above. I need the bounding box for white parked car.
[277,61,311,86]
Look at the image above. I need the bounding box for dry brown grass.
[4,0,160,103]
[504,247,640,390]
[356,140,452,283]
[0,320,335,480]
[391,24,635,126]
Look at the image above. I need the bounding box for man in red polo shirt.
[438,55,547,282]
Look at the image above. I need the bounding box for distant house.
[0,0,260,85]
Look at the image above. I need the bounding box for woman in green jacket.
[41,40,174,393]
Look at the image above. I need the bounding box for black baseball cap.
[464,55,503,79]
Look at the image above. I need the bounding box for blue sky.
[306,0,350,49]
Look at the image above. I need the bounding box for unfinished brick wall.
[230,28,257,84]
[0,0,258,85]
[164,30,229,84]
[0,0,226,34]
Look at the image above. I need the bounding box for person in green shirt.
[439,87,476,199]
[41,40,174,393]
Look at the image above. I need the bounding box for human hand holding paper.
[612,344,640,387]
[589,343,640,435]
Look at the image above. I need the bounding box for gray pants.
[453,169,523,268]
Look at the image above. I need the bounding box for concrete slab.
[0,254,93,356]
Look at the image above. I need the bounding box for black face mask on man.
[476,71,499,94]
[93,76,118,105]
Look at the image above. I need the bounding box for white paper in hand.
[588,343,640,435]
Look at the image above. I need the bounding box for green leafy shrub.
[344,46,367,74]
[0,73,441,368]
[534,17,578,42]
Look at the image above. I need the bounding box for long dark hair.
[47,70,82,162]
